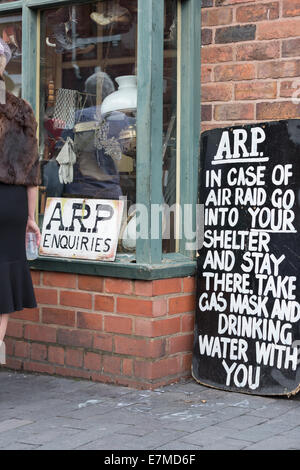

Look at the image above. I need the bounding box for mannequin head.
[84,70,115,108]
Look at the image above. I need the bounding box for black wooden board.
[192,120,300,396]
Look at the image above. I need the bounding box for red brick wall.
[5,271,196,389]
[202,0,300,132]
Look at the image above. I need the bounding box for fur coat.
[0,89,41,186]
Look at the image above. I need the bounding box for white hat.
[0,38,12,65]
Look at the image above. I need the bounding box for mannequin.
[57,71,129,200]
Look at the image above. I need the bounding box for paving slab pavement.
[0,369,299,450]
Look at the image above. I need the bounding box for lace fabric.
[53,88,79,129]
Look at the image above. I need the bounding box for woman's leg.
[0,314,8,364]
[0,313,9,342]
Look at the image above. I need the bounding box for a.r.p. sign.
[39,198,124,261]
[192,120,300,396]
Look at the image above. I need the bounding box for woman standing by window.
[0,38,41,355]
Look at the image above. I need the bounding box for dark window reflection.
[40,1,137,210]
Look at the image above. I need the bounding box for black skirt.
[0,182,37,314]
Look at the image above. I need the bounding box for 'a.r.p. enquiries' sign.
[39,198,124,261]
[192,120,300,396]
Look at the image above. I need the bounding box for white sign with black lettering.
[39,198,124,261]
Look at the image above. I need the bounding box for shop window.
[0,12,22,95]
[39,1,137,253]
[38,0,178,257]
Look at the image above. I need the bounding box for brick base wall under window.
[4,271,196,390]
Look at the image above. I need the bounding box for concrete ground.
[0,369,299,450]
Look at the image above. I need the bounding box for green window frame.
[0,0,201,280]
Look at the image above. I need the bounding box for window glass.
[39,0,177,256]
[162,0,177,253]
[0,12,22,95]
[39,1,137,249]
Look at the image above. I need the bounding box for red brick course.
[5,271,196,390]
[201,0,300,128]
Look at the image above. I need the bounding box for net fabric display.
[94,119,122,163]
[53,88,79,129]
